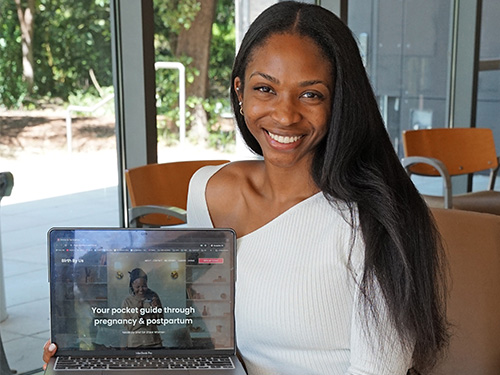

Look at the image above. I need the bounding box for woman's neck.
[256,159,320,203]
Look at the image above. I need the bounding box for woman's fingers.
[42,340,57,364]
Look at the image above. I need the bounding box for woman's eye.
[255,86,273,94]
[302,91,323,99]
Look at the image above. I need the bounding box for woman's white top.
[187,164,412,375]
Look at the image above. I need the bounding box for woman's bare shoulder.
[207,159,263,192]
[205,160,263,226]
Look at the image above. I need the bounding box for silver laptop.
[45,227,246,374]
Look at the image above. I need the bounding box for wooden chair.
[430,208,500,375]
[402,128,500,215]
[125,160,229,227]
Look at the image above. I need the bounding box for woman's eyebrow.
[249,71,279,84]
[298,79,329,88]
[249,72,329,89]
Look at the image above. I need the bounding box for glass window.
[348,0,453,157]
[153,0,237,163]
[477,0,500,149]
[0,1,117,371]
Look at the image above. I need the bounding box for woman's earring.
[236,87,244,115]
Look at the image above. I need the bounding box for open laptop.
[45,227,246,374]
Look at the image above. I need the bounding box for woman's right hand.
[42,340,57,369]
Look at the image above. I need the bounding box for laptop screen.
[48,228,236,355]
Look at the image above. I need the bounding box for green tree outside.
[0,0,235,149]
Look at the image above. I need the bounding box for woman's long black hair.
[230,2,449,372]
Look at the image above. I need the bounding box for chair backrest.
[125,160,229,226]
[402,128,498,176]
[430,208,500,375]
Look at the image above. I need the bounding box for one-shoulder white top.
[187,164,412,375]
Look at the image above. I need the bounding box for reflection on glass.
[348,0,453,156]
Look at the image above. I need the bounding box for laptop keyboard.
[54,355,235,370]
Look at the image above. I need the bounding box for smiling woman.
[234,32,332,172]
[190,2,449,374]
[44,2,449,374]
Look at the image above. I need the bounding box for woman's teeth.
[268,131,302,144]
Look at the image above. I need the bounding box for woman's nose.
[270,96,301,126]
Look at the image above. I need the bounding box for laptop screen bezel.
[48,227,237,357]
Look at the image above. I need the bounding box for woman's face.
[235,33,333,169]
[132,277,148,297]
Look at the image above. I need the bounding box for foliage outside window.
[154,0,236,150]
[0,0,236,150]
